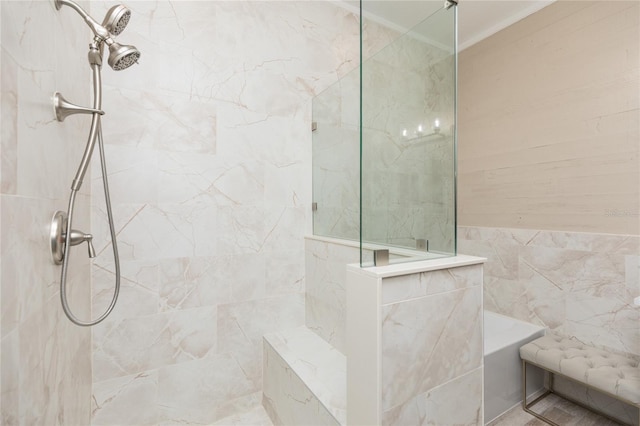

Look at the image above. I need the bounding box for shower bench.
[520,335,640,426]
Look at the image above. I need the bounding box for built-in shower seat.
[520,335,640,426]
[262,326,346,426]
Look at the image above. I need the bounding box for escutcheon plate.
[50,210,68,265]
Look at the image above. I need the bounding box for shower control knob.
[67,229,97,259]
[50,210,97,264]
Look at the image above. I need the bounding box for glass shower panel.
[312,67,360,241]
[361,4,457,263]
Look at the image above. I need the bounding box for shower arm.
[54,0,122,60]
[55,0,111,42]
[71,43,103,192]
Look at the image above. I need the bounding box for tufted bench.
[520,335,640,426]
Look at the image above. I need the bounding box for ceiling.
[338,0,555,50]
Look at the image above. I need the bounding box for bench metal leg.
[522,359,560,426]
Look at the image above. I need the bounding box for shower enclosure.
[312,0,457,265]
[308,4,484,424]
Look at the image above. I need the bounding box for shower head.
[55,0,135,45]
[55,0,141,69]
[107,42,141,71]
[102,4,131,36]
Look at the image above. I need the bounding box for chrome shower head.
[107,42,140,70]
[102,4,131,36]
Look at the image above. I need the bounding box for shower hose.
[59,63,120,327]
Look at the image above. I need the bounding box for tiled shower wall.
[88,1,394,424]
[458,227,639,356]
[379,263,483,425]
[1,1,92,423]
[305,237,360,355]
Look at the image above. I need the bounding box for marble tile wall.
[458,226,640,356]
[304,235,447,357]
[88,2,395,423]
[1,0,93,423]
[304,237,360,355]
[346,257,484,425]
[380,264,483,423]
[381,368,483,426]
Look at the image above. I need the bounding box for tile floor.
[211,405,274,426]
[488,393,622,426]
[231,392,624,426]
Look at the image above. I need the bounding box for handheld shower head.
[102,4,131,36]
[107,42,141,71]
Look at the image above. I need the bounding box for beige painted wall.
[458,1,640,235]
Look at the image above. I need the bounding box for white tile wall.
[87,1,394,423]
[346,257,485,425]
[381,277,483,412]
[459,226,640,356]
[1,0,93,423]
[304,237,361,354]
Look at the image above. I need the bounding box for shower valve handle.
[50,211,98,264]
[66,229,97,259]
